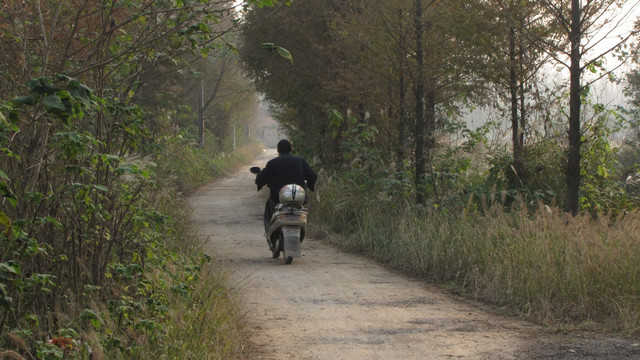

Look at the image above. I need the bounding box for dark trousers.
[263,198,276,233]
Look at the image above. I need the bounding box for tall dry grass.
[141,143,263,358]
[154,262,244,359]
[93,143,263,359]
[155,139,264,195]
[314,179,640,333]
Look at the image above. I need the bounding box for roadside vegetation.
[314,179,640,332]
[241,1,640,334]
[0,0,271,358]
[0,83,261,358]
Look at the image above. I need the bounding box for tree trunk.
[565,0,582,215]
[508,22,525,190]
[397,47,407,167]
[518,13,526,150]
[425,83,439,201]
[414,0,426,205]
[396,8,408,168]
[199,77,205,148]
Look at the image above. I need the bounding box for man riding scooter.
[253,139,317,256]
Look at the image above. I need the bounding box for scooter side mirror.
[250,166,261,174]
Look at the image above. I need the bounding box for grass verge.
[313,176,640,334]
[135,142,264,359]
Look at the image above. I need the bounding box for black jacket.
[255,153,317,203]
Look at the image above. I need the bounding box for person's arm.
[303,160,317,191]
[255,161,273,191]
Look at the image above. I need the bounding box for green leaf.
[42,95,67,111]
[0,262,20,275]
[44,216,62,229]
[0,182,17,206]
[277,47,293,64]
[28,78,43,91]
[0,211,11,236]
[68,83,92,108]
[197,22,211,34]
[25,240,50,257]
[261,43,293,63]
[12,95,37,106]
[101,154,122,166]
[0,291,12,309]
[83,285,101,294]
[8,109,19,124]
[80,309,104,330]
[261,43,277,51]
[92,184,109,192]
[41,82,60,95]
[135,319,157,331]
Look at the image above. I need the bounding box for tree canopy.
[240,0,639,212]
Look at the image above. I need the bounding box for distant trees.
[1,0,250,156]
[622,20,640,171]
[535,0,636,214]
[241,0,490,203]
[470,1,557,189]
[240,0,341,158]
[239,0,638,212]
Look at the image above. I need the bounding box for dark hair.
[277,139,292,153]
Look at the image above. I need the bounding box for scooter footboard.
[282,226,302,258]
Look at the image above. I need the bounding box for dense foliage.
[0,0,275,358]
[241,0,640,214]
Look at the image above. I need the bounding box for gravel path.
[188,150,640,360]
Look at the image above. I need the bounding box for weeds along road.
[189,150,639,360]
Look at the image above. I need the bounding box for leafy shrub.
[0,77,253,358]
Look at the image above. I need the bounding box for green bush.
[0,77,257,358]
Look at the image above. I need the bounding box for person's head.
[277,139,293,154]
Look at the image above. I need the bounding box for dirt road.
[189,150,639,360]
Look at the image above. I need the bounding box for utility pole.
[199,77,205,148]
[414,0,426,205]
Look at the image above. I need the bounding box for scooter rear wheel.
[282,236,294,264]
[282,233,294,264]
[271,236,281,259]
